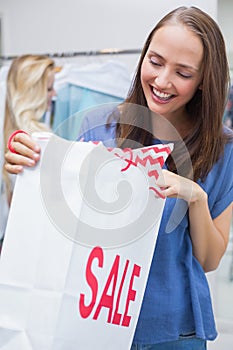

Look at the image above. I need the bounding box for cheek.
[177,81,199,98]
[141,63,154,90]
[141,60,151,79]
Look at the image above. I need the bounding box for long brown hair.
[116,6,232,181]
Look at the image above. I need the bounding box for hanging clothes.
[52,60,132,140]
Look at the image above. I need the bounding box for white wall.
[218,0,233,69]
[0,0,217,57]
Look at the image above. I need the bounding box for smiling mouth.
[151,87,174,101]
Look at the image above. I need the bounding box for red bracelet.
[7,130,28,154]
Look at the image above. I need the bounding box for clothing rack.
[0,48,141,61]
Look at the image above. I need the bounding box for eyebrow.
[147,50,200,71]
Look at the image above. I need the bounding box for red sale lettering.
[112,259,130,325]
[93,255,120,323]
[122,264,141,327]
[78,247,141,327]
[79,246,103,318]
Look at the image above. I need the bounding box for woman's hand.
[156,169,207,204]
[5,132,41,174]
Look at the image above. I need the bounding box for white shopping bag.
[0,133,173,350]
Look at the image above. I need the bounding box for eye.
[177,72,192,79]
[149,57,162,66]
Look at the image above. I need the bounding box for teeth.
[153,88,172,99]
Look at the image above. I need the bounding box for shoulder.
[77,103,120,146]
[206,130,233,181]
[201,130,233,218]
[223,126,233,158]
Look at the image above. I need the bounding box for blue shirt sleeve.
[201,139,233,219]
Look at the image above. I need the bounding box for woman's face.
[47,71,56,110]
[141,24,203,124]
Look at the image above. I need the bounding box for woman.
[1,54,55,248]
[5,7,233,349]
[4,54,55,136]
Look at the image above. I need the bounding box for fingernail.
[28,159,35,165]
[33,153,40,160]
[34,146,40,152]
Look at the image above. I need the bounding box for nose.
[155,69,172,89]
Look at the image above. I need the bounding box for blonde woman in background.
[4,54,55,136]
[0,54,56,251]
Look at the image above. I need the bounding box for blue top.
[78,103,233,344]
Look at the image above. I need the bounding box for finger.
[5,151,37,167]
[159,187,179,198]
[156,169,170,187]
[13,133,41,153]
[8,140,41,161]
[149,186,166,199]
[5,163,24,174]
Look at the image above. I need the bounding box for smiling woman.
[140,24,203,135]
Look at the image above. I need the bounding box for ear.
[198,83,203,90]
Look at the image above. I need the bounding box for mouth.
[151,86,175,102]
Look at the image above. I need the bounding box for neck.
[151,111,193,141]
